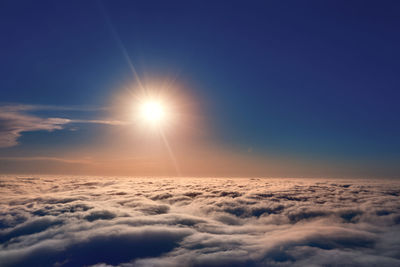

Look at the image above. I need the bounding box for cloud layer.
[1,176,399,266]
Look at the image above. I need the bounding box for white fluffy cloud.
[0,176,399,266]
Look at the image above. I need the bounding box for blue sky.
[0,0,399,177]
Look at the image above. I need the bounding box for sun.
[138,99,167,126]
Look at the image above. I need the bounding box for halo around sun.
[139,100,166,124]
[135,95,171,128]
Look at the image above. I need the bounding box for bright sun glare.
[139,99,167,125]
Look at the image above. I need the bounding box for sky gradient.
[1,0,400,177]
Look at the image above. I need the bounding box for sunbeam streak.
[99,1,146,94]
[159,128,181,176]
[132,91,181,175]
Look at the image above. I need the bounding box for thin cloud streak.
[0,156,94,164]
[0,111,70,148]
[0,104,127,148]
[0,103,108,112]
[71,119,129,126]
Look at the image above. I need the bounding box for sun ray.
[159,128,181,176]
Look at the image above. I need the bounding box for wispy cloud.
[70,119,128,126]
[0,109,70,148]
[0,104,127,148]
[0,103,107,112]
[0,156,94,164]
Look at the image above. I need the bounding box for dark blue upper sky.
[1,0,400,176]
